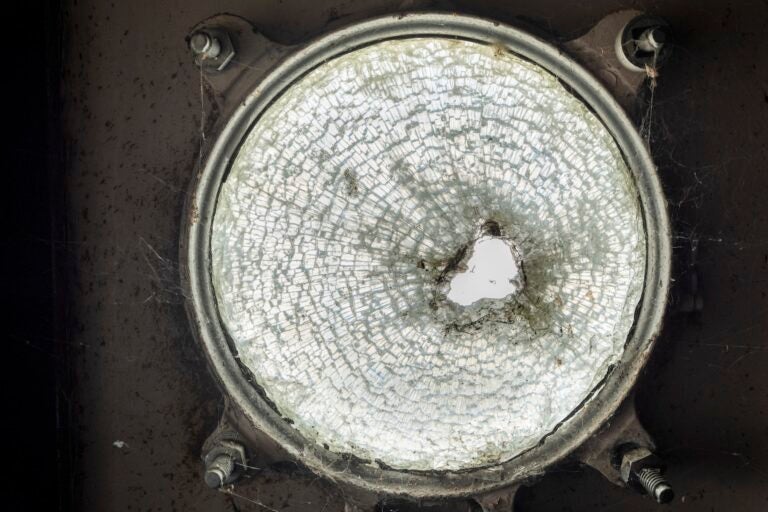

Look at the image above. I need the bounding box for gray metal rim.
[182,12,671,499]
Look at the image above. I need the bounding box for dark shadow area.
[5,1,67,510]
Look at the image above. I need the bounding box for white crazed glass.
[211,38,646,471]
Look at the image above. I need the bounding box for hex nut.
[619,447,663,483]
[191,28,236,72]
[203,439,247,487]
[190,32,221,58]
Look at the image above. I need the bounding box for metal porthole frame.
[181,12,671,499]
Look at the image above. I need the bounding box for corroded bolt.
[202,437,246,489]
[204,453,235,488]
[619,447,674,504]
[189,31,221,60]
[636,467,674,504]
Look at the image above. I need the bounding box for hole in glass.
[446,236,523,306]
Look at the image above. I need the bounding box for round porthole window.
[184,13,670,499]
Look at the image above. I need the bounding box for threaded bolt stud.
[189,31,221,60]
[636,467,674,504]
[204,453,235,488]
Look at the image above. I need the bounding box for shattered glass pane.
[211,38,646,471]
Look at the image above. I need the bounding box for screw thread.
[637,468,674,504]
[204,454,235,488]
[212,454,235,473]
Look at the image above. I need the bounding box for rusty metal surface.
[63,1,768,510]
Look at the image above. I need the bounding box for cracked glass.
[210,38,646,471]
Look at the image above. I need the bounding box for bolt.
[635,27,667,54]
[636,467,675,504]
[189,31,221,60]
[202,437,247,489]
[204,453,235,488]
[618,16,672,71]
[646,28,666,49]
[619,447,675,504]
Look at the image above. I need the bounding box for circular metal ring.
[182,12,670,498]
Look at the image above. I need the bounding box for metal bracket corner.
[573,394,655,487]
[564,10,650,114]
[187,14,294,105]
